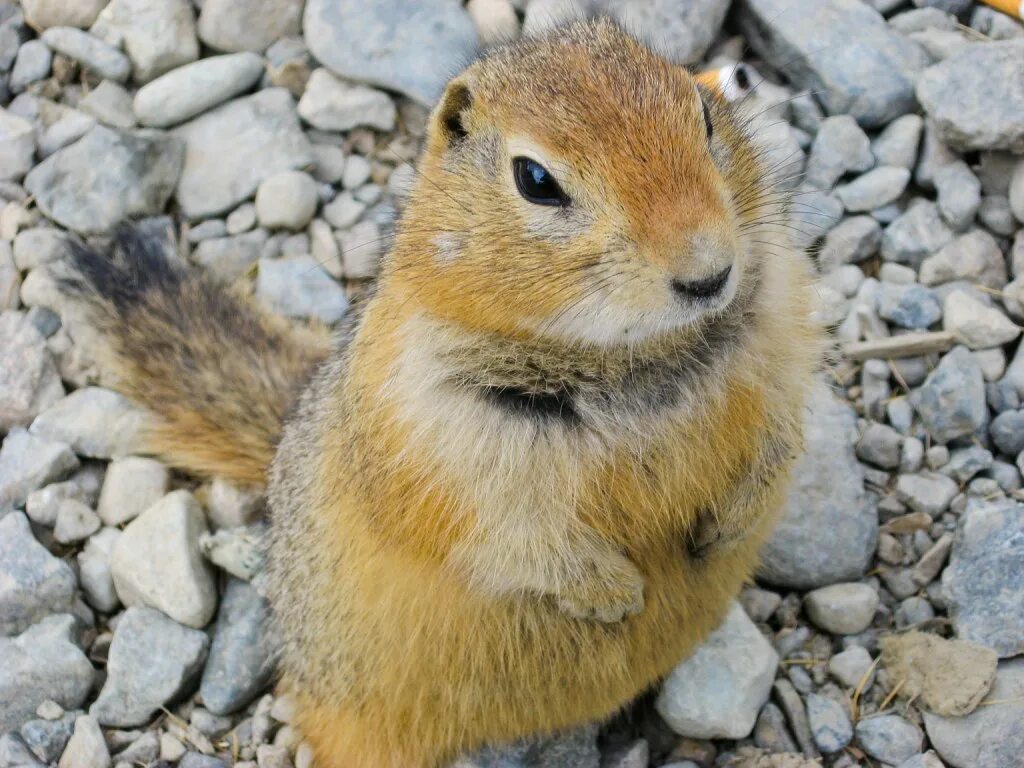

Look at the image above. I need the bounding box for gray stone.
[53,499,100,545]
[791,190,843,250]
[0,732,44,768]
[890,7,958,33]
[856,715,923,765]
[759,383,877,588]
[942,446,994,484]
[79,80,135,129]
[24,126,184,235]
[0,243,18,310]
[1010,159,1024,225]
[0,429,78,510]
[0,615,94,732]
[457,724,599,768]
[339,220,384,279]
[655,603,778,739]
[738,0,929,127]
[0,311,64,431]
[304,0,479,106]
[910,346,986,444]
[92,0,199,84]
[323,191,365,229]
[806,693,852,754]
[225,203,257,235]
[895,472,960,517]
[90,606,209,727]
[174,89,314,219]
[20,711,77,764]
[198,0,303,53]
[599,0,730,65]
[920,229,1007,290]
[877,283,941,330]
[835,166,910,212]
[917,40,1024,152]
[991,411,1024,457]
[820,216,881,268]
[77,527,121,613]
[115,731,159,765]
[200,579,278,715]
[111,490,218,629]
[943,291,1020,350]
[12,228,72,271]
[0,109,35,182]
[9,41,51,94]
[856,422,903,468]
[26,475,99,528]
[30,387,148,460]
[255,170,319,231]
[804,583,879,635]
[924,658,1024,768]
[872,114,923,170]
[805,115,874,190]
[133,52,264,128]
[96,456,168,527]
[935,160,981,231]
[56,715,108,768]
[978,195,1017,236]
[828,645,875,689]
[0,512,77,636]
[18,0,102,29]
[256,256,348,324]
[40,27,130,82]
[943,500,1024,657]
[192,230,268,283]
[297,69,397,132]
[881,200,955,267]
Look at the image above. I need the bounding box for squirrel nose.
[671,264,732,300]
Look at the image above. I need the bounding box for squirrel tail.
[61,226,331,487]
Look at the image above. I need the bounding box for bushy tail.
[61,226,331,487]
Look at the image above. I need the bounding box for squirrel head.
[386,19,773,346]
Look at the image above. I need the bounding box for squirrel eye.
[702,99,714,141]
[513,157,569,207]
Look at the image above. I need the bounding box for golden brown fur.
[63,20,821,768]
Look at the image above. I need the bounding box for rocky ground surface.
[1,0,1024,766]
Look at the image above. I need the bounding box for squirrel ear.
[433,79,474,146]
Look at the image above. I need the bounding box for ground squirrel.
[63,19,821,768]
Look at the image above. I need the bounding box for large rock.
[759,383,877,588]
[304,0,479,106]
[110,490,218,628]
[737,0,930,127]
[0,615,94,732]
[297,69,397,132]
[198,0,303,53]
[24,126,184,235]
[916,40,1024,152]
[200,579,279,715]
[655,603,778,739]
[90,606,209,727]
[0,512,77,636]
[30,387,149,460]
[598,0,730,65]
[924,658,1024,768]
[0,429,79,510]
[92,0,199,83]
[942,500,1024,657]
[0,311,64,432]
[133,52,264,128]
[173,89,314,219]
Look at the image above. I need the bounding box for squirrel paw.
[687,511,750,559]
[555,556,645,623]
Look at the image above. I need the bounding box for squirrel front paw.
[555,554,645,623]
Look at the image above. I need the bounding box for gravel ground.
[2,1,1024,767]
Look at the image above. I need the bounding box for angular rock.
[0,429,78,510]
[916,40,1024,152]
[600,0,731,65]
[24,126,184,235]
[920,229,1007,290]
[923,658,1024,768]
[855,715,923,765]
[881,200,954,267]
[96,456,169,526]
[304,0,479,105]
[872,114,923,170]
[655,603,778,739]
[256,256,349,324]
[0,615,94,732]
[0,311,64,431]
[77,527,121,613]
[0,108,35,181]
[910,346,986,443]
[90,606,209,727]
[92,0,199,84]
[40,27,131,82]
[200,579,278,715]
[835,166,910,212]
[943,291,1020,350]
[57,715,108,768]
[79,81,136,129]
[759,383,877,588]
[53,499,100,545]
[942,500,1024,657]
[828,645,875,689]
[895,472,959,517]
[877,283,941,330]
[198,0,303,53]
[173,89,314,219]
[0,512,77,636]
[30,387,148,460]
[820,216,881,268]
[191,230,268,282]
[20,711,78,764]
[738,0,930,127]
[806,693,852,754]
[298,68,397,132]
[111,490,218,628]
[133,52,264,128]
[934,160,981,231]
[880,631,997,717]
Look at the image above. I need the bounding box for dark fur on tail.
[62,226,330,486]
